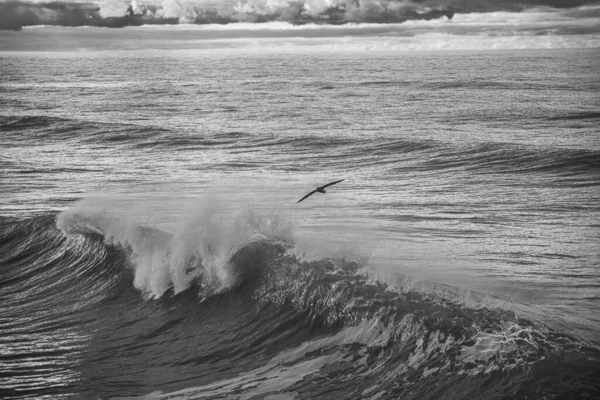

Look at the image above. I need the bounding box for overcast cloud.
[1,0,600,30]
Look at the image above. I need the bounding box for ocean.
[1,41,600,399]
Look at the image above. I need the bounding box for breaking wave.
[1,200,599,399]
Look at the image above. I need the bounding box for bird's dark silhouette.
[297,179,344,203]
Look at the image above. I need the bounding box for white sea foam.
[56,193,295,298]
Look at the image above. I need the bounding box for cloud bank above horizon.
[1,1,599,51]
[1,0,600,31]
[1,6,599,52]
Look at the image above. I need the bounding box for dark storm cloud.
[0,1,179,30]
[441,0,600,13]
[1,0,599,30]
[408,0,600,23]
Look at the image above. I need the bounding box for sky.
[1,0,600,28]
[0,1,599,51]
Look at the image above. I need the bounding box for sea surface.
[1,46,600,399]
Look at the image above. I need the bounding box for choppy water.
[1,47,600,399]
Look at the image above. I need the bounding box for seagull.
[296,179,345,203]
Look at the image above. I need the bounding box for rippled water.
[1,48,599,399]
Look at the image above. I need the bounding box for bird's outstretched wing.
[321,179,345,189]
[297,190,317,203]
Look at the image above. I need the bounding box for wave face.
[1,212,599,399]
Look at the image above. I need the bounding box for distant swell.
[3,114,599,180]
[549,111,600,121]
[421,143,600,176]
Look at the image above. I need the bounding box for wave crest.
[56,196,294,298]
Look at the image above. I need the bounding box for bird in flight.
[297,179,345,203]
